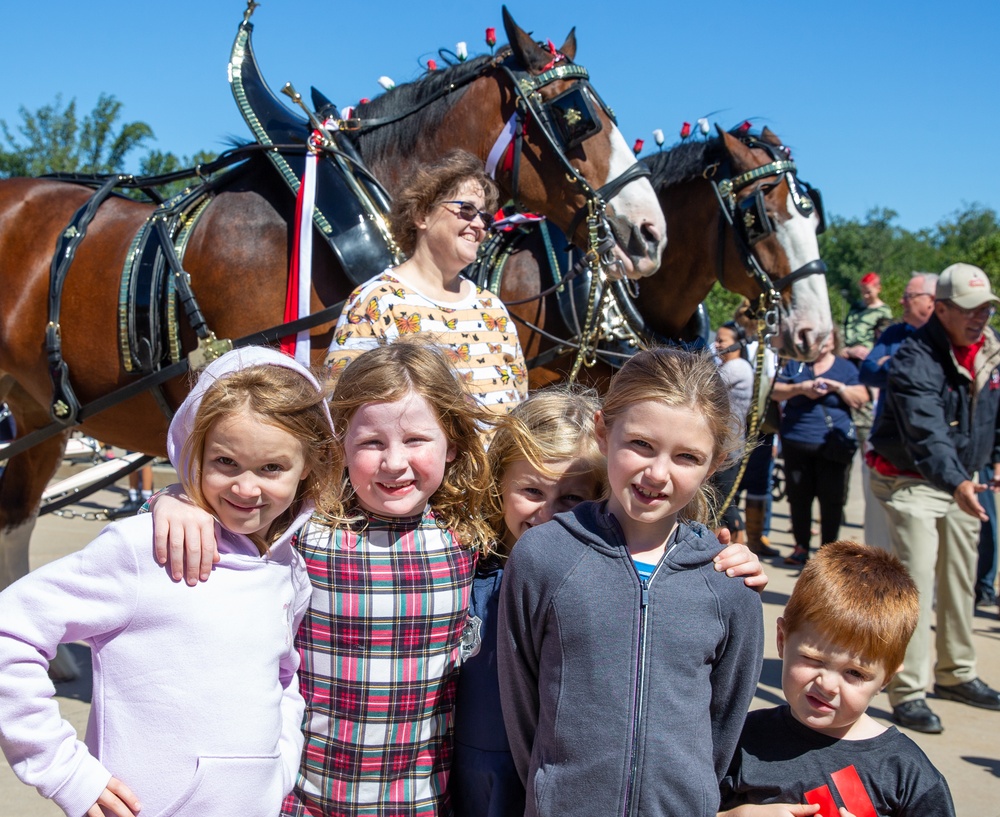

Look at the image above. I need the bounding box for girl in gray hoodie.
[498,347,765,817]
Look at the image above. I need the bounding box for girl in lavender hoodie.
[0,347,337,817]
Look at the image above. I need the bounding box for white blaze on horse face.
[773,189,832,360]
[602,120,667,278]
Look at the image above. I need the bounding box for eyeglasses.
[440,200,494,229]
[944,301,996,320]
[901,291,932,301]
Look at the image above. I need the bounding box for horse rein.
[707,135,827,332]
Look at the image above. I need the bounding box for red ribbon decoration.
[540,39,565,72]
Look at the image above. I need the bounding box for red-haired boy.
[719,541,954,816]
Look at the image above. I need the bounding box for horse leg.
[0,384,78,681]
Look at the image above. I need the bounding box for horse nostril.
[641,222,661,249]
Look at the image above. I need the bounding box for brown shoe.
[745,500,780,557]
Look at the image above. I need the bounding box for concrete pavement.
[1,457,998,815]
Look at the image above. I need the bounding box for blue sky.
[2,0,997,232]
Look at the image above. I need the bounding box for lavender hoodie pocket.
[155,754,284,817]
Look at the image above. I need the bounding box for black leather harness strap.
[2,301,346,464]
[46,174,133,425]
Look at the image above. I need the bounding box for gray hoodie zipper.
[622,538,677,817]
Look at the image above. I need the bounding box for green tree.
[137,149,220,199]
[705,204,1000,334]
[0,94,154,177]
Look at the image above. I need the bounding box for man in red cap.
[869,263,1000,733]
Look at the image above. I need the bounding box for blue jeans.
[977,466,998,604]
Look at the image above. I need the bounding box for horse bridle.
[708,135,827,333]
[339,46,649,280]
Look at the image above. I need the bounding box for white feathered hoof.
[48,644,80,683]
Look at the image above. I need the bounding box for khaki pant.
[862,463,893,551]
[869,470,981,705]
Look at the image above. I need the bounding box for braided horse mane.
[642,126,769,190]
[346,54,495,166]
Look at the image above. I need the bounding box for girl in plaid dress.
[151,341,494,817]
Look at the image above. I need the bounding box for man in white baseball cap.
[868,262,1000,733]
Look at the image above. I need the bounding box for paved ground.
[1,456,998,815]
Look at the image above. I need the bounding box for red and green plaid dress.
[281,507,475,817]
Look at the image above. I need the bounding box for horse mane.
[642,137,724,191]
[642,126,765,191]
[348,54,495,166]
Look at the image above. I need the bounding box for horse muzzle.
[606,212,663,278]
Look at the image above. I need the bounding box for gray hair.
[910,271,939,295]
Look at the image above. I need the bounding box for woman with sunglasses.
[327,150,527,413]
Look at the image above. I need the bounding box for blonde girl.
[455,382,767,817]
[0,347,336,817]
[497,347,765,817]
[150,340,494,817]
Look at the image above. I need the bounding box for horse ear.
[718,128,757,170]
[559,27,577,61]
[502,6,550,73]
[760,126,782,146]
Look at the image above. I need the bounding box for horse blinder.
[788,175,826,235]
[804,183,826,234]
[738,188,773,245]
[546,85,603,151]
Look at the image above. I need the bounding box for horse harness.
[14,11,655,459]
[708,133,828,333]
[3,141,353,464]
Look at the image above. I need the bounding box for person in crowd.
[712,322,755,545]
[975,464,999,610]
[770,330,869,566]
[842,271,893,367]
[719,541,955,816]
[859,272,939,551]
[118,461,155,515]
[153,340,496,816]
[497,347,764,817]
[326,150,527,414]
[869,262,1000,733]
[0,347,337,817]
[842,271,891,444]
[453,385,767,817]
[859,273,939,406]
[734,302,782,558]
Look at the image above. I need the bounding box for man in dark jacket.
[869,263,1000,734]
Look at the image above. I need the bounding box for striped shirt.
[325,270,527,415]
[281,507,475,817]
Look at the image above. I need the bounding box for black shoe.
[933,678,1000,711]
[891,700,943,734]
[749,540,781,558]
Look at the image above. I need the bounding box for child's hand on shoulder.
[713,530,769,591]
[151,484,219,585]
[718,803,821,817]
[88,777,141,816]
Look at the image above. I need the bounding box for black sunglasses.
[441,200,494,229]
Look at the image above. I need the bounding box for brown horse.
[0,8,666,591]
[483,126,832,389]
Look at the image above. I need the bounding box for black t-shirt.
[720,706,955,817]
